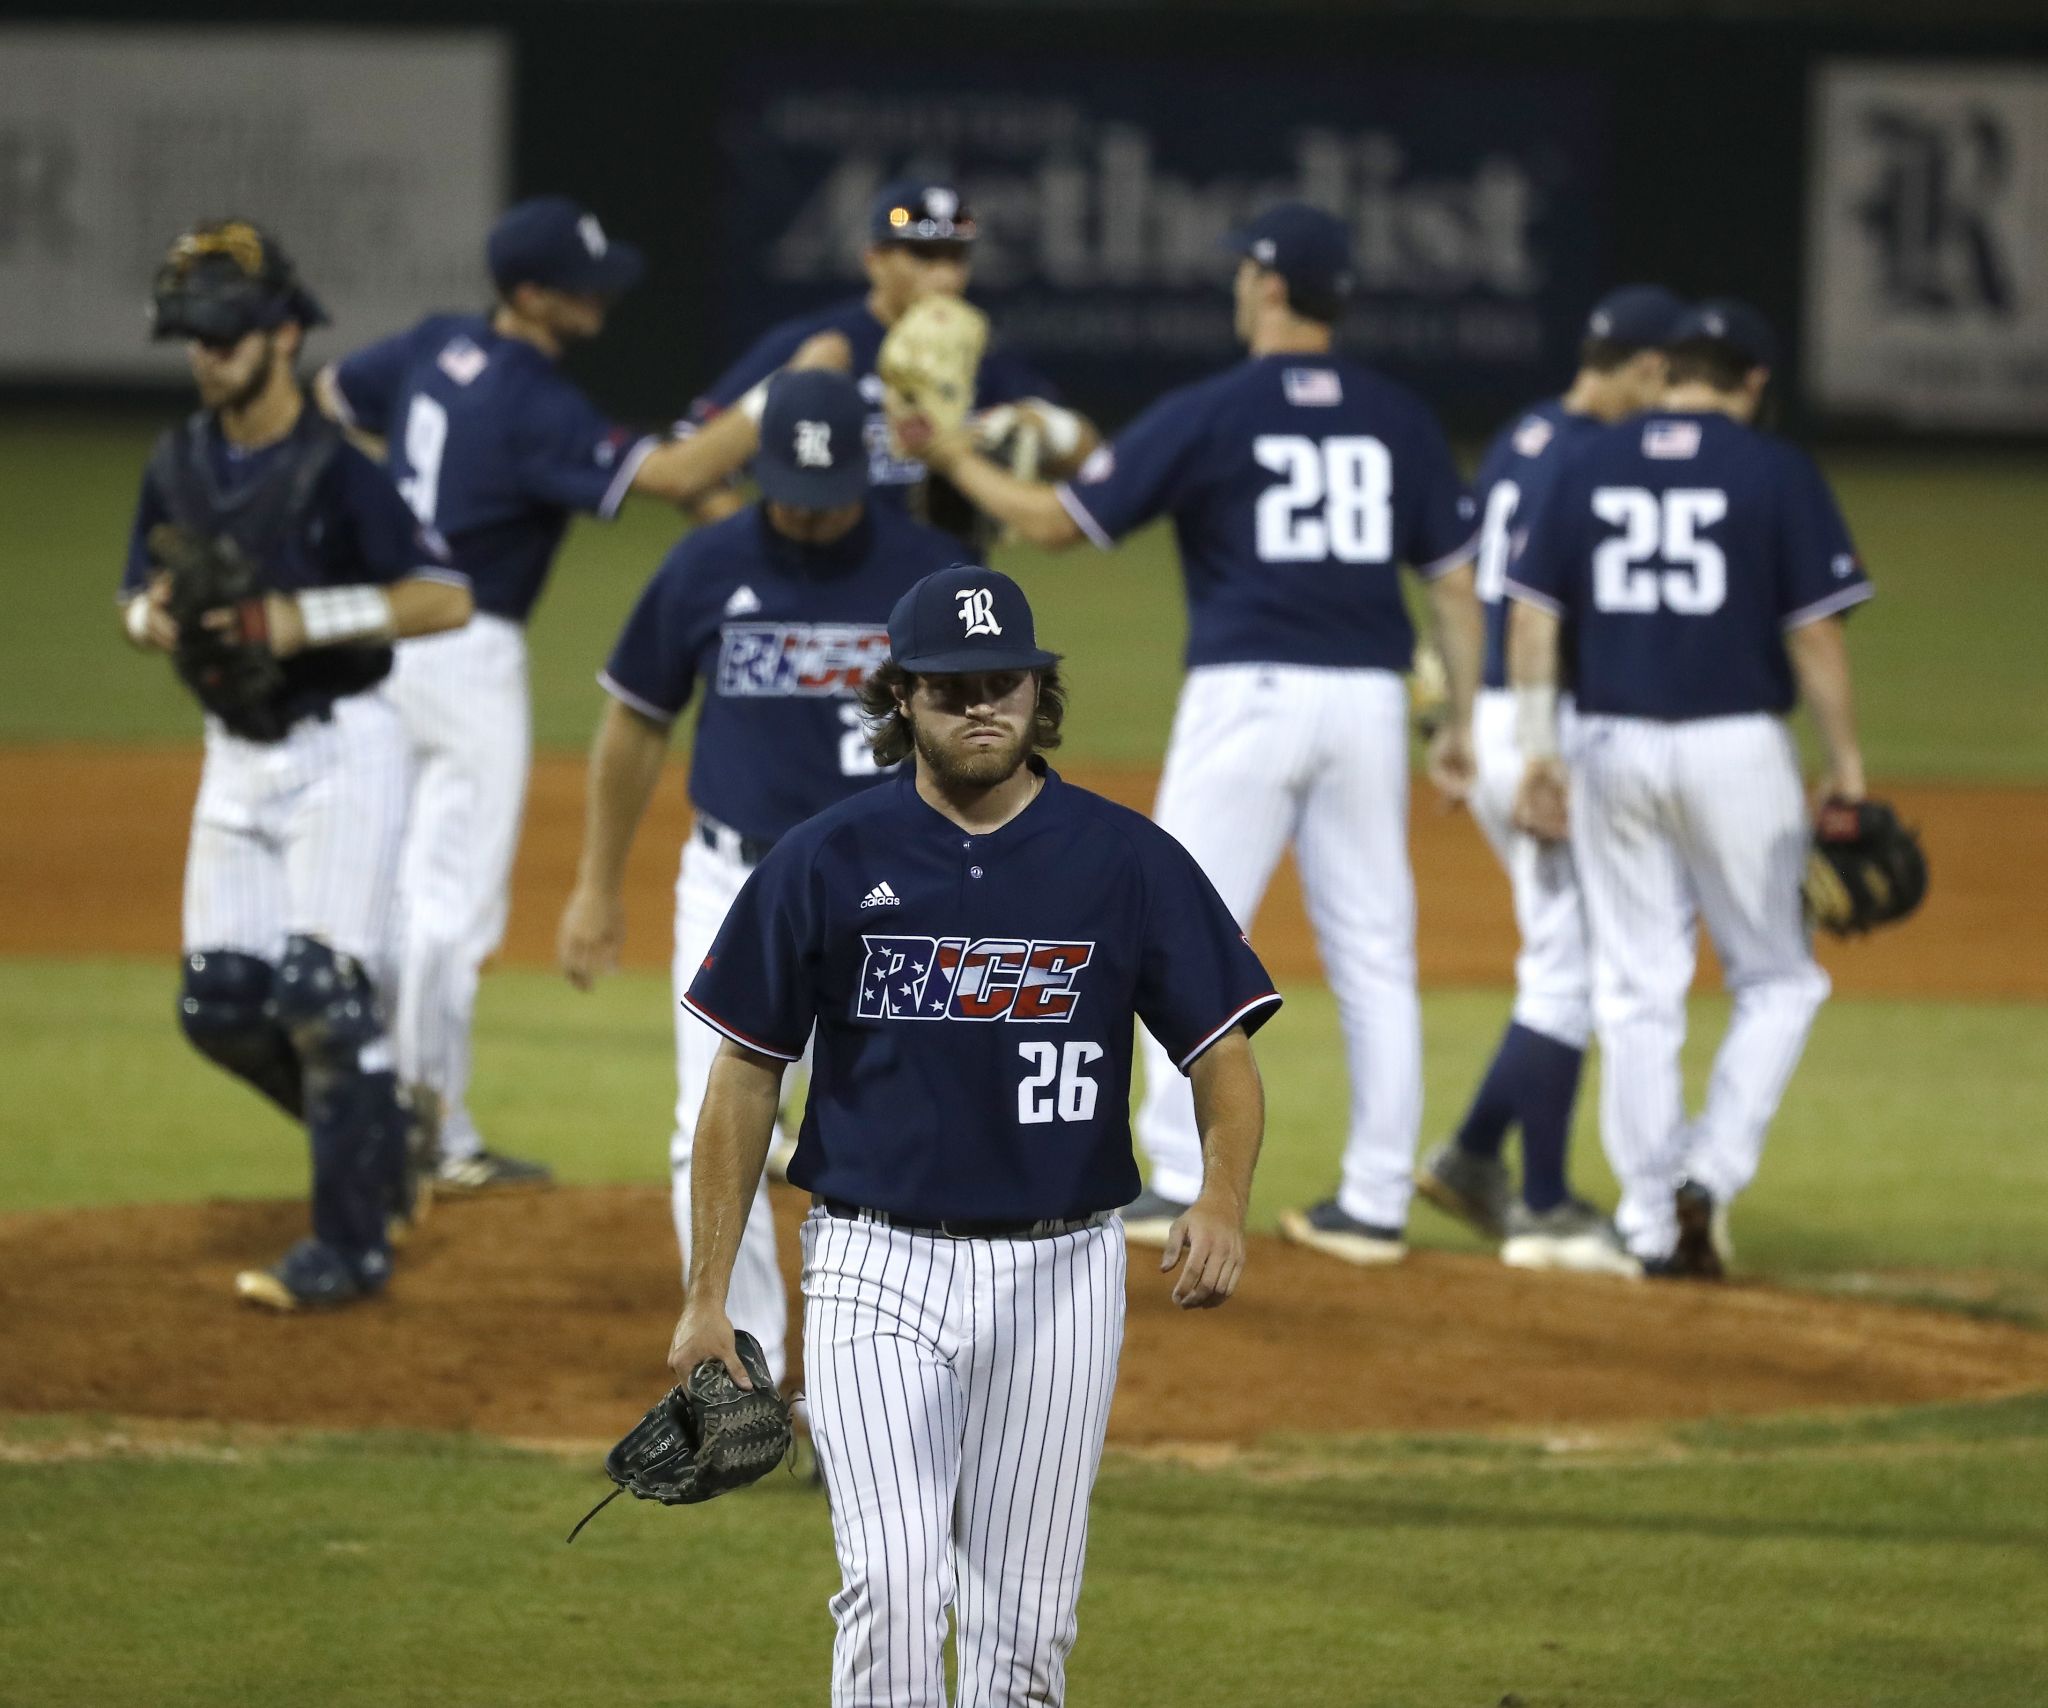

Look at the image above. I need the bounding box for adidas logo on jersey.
[859,881,901,910]
[723,585,763,617]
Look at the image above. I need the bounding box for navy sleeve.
[1054,386,1213,546]
[683,841,820,1061]
[600,557,702,722]
[121,476,168,596]
[977,345,1060,407]
[690,323,812,422]
[1504,455,1587,617]
[329,326,421,439]
[335,450,460,587]
[1774,446,1874,629]
[1401,405,1479,578]
[513,376,657,518]
[1133,828,1282,1072]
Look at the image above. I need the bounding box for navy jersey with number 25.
[686,762,1281,1222]
[1055,354,1476,672]
[1507,411,1872,720]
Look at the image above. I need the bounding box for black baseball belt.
[816,1196,1109,1241]
[696,814,776,867]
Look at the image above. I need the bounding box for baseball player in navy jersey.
[1507,300,1872,1278]
[915,202,1483,1265]
[688,180,1099,540]
[555,371,966,1389]
[315,197,823,1198]
[119,221,474,1309]
[665,564,1277,1706]
[1413,285,1687,1277]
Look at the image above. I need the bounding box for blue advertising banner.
[713,57,1610,421]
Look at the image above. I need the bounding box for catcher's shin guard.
[179,949,304,1118]
[271,935,406,1257]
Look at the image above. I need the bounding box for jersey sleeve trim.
[1781,581,1874,632]
[406,566,473,590]
[1175,991,1283,1073]
[1053,483,1117,551]
[1502,577,1563,618]
[1417,530,1480,581]
[597,435,660,521]
[324,373,362,430]
[597,668,680,725]
[679,993,805,1063]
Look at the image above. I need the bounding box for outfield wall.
[4,4,2045,435]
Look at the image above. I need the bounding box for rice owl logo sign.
[955,587,1003,637]
[855,935,1095,1022]
[717,56,1609,414]
[1807,62,2048,429]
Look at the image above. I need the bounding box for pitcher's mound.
[4,1187,2044,1444]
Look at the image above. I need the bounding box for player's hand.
[668,1300,750,1389]
[1512,757,1569,843]
[788,330,854,374]
[1815,758,1867,808]
[558,885,625,991]
[198,592,305,657]
[1426,721,1476,809]
[128,573,180,651]
[1159,1191,1247,1310]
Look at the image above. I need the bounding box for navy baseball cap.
[753,370,869,509]
[888,566,1060,675]
[1223,202,1356,304]
[1584,284,1689,348]
[870,179,978,246]
[487,197,645,295]
[1670,297,1778,369]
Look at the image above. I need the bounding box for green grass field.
[4,411,2045,1706]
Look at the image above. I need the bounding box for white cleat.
[1278,1199,1407,1266]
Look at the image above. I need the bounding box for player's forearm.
[1787,616,1866,795]
[686,1045,785,1303]
[1507,601,1563,759]
[577,700,669,893]
[385,577,473,639]
[631,408,762,508]
[939,449,1084,550]
[1187,1030,1265,1220]
[1019,403,1102,481]
[1425,562,1484,729]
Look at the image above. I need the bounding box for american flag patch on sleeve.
[1283,368,1344,407]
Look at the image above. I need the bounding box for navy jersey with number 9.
[1507,411,1873,719]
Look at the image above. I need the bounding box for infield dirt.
[6,1185,2048,1445]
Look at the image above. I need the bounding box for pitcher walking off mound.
[667,566,1278,1706]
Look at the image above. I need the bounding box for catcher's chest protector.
[146,408,342,578]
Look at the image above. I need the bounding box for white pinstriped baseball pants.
[802,1207,1126,1708]
[1136,665,1420,1228]
[671,825,792,1389]
[183,693,410,976]
[387,616,532,1164]
[1569,713,1830,1260]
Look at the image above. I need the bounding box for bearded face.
[902,669,1039,788]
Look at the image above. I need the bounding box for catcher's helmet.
[149,219,328,344]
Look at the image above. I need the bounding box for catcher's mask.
[149,220,328,345]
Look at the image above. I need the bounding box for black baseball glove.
[1803,798,1928,937]
[148,522,289,742]
[567,1330,793,1541]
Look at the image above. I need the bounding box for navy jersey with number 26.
[1055,354,1476,672]
[1507,411,1872,719]
[686,761,1281,1222]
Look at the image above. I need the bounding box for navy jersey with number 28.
[1507,411,1872,719]
[686,762,1281,1222]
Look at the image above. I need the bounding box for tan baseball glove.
[878,296,989,457]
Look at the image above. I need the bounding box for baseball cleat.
[435,1149,554,1194]
[1499,1199,1642,1277]
[235,1239,385,1311]
[386,1084,441,1248]
[1672,1178,1728,1280]
[1278,1198,1406,1266]
[1414,1141,1512,1240]
[1118,1187,1192,1249]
